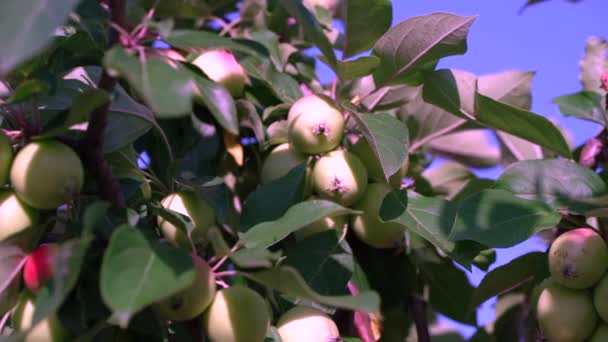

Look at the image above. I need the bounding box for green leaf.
[240,57,303,103]
[427,129,500,168]
[82,201,112,235]
[100,226,196,328]
[422,69,477,120]
[280,0,338,70]
[266,120,288,146]
[240,199,355,249]
[165,30,269,59]
[372,13,476,86]
[190,71,239,135]
[496,131,544,163]
[0,244,26,294]
[230,247,282,269]
[478,70,535,110]
[470,252,548,310]
[33,237,92,324]
[580,36,608,95]
[6,79,50,104]
[495,159,608,212]
[450,189,561,248]
[141,0,210,18]
[245,266,380,313]
[345,104,409,181]
[103,47,196,118]
[0,0,80,75]
[422,161,475,200]
[553,91,607,126]
[342,0,392,58]
[337,56,380,81]
[475,93,571,158]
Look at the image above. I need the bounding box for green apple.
[350,138,408,188]
[13,292,67,342]
[0,130,13,185]
[593,272,608,321]
[260,143,306,184]
[157,191,215,248]
[0,190,39,248]
[294,198,346,240]
[548,228,608,289]
[10,140,84,210]
[536,283,597,342]
[203,286,270,342]
[154,255,216,321]
[312,150,367,206]
[350,183,405,249]
[590,323,608,342]
[192,50,249,97]
[287,95,344,155]
[277,306,340,342]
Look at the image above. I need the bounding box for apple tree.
[0,0,607,341]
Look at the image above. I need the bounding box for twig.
[214,270,238,278]
[408,295,430,342]
[347,282,375,342]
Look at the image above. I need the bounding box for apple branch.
[78,0,126,208]
[409,295,430,342]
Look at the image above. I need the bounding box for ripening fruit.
[158,191,215,248]
[350,183,405,249]
[277,306,340,342]
[13,292,67,342]
[260,143,306,184]
[0,190,40,248]
[0,130,13,185]
[0,277,19,316]
[24,243,57,293]
[295,198,346,240]
[154,255,216,321]
[312,150,367,206]
[203,286,270,342]
[593,272,608,321]
[10,140,84,210]
[548,228,608,289]
[590,324,608,342]
[287,95,344,155]
[192,50,249,97]
[350,138,408,188]
[536,283,597,342]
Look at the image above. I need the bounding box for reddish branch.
[409,295,430,342]
[78,0,126,208]
[347,282,376,342]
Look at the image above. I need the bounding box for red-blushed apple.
[590,323,608,342]
[23,243,57,292]
[294,198,346,240]
[154,255,216,321]
[260,143,306,184]
[13,291,67,342]
[287,95,344,155]
[157,191,216,249]
[548,228,608,289]
[203,286,270,342]
[10,140,84,210]
[277,306,340,342]
[192,50,249,97]
[312,150,367,206]
[0,130,13,185]
[0,190,40,249]
[536,282,597,342]
[350,183,405,249]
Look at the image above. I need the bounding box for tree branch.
[408,295,430,342]
[347,281,376,342]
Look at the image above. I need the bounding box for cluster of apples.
[537,228,608,341]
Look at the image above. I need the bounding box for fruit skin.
[154,255,216,321]
[24,243,57,293]
[0,130,13,185]
[548,228,608,289]
[260,143,306,184]
[158,191,216,248]
[536,283,597,342]
[0,190,40,249]
[277,306,340,342]
[294,198,346,240]
[312,150,367,207]
[203,286,270,342]
[192,50,249,97]
[287,95,344,155]
[350,183,405,249]
[590,323,608,342]
[350,138,408,188]
[593,272,608,321]
[13,291,67,342]
[10,140,84,210]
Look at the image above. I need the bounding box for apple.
[536,282,597,342]
[203,286,270,342]
[13,292,67,342]
[350,183,405,249]
[0,130,13,185]
[548,228,608,289]
[157,191,216,249]
[0,190,40,249]
[287,95,344,155]
[192,50,249,97]
[294,198,346,240]
[154,255,216,321]
[260,143,306,184]
[0,277,19,316]
[593,272,608,321]
[350,138,408,188]
[277,306,340,342]
[590,323,608,342]
[10,140,84,210]
[311,150,367,206]
[24,243,57,293]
